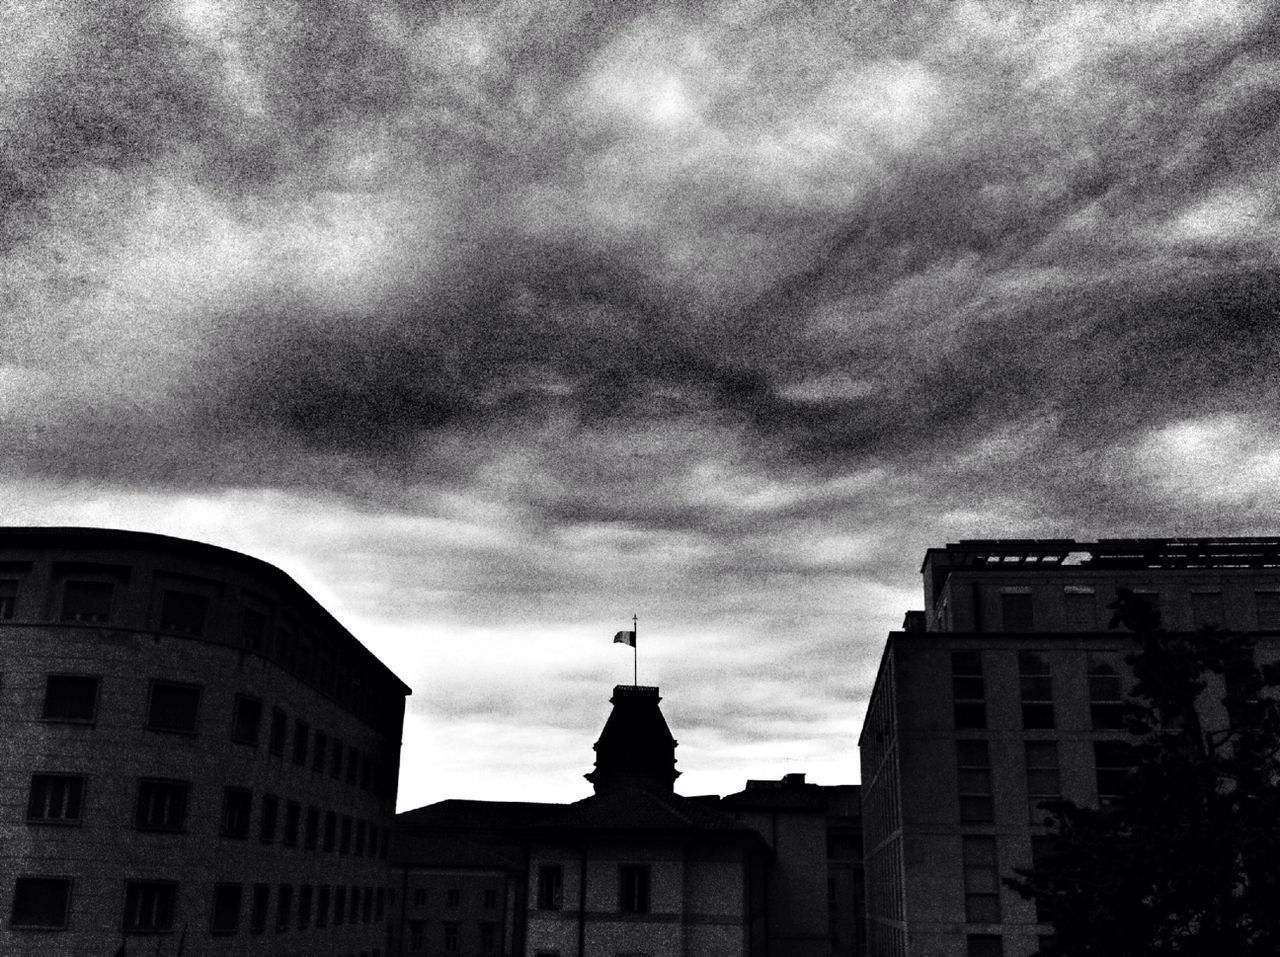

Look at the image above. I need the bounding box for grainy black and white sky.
[4,0,1280,809]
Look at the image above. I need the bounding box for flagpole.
[632,613,638,687]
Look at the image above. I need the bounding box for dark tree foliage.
[1006,588,1280,955]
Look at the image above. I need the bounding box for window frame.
[26,774,86,826]
[40,674,100,725]
[145,680,202,735]
[10,876,73,929]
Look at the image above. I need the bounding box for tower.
[584,684,680,794]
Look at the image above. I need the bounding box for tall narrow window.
[1256,591,1280,630]
[1088,655,1125,730]
[241,607,266,651]
[1029,837,1055,922]
[312,730,327,774]
[297,884,312,930]
[10,877,72,928]
[1000,591,1033,631]
[962,836,1000,923]
[410,920,424,951]
[283,801,301,847]
[1191,592,1224,630]
[61,581,113,623]
[275,884,293,933]
[211,883,242,935]
[291,719,309,765]
[221,787,252,839]
[27,774,85,824]
[618,864,651,914]
[0,579,17,619]
[159,589,208,635]
[444,921,460,952]
[1094,741,1133,807]
[147,681,201,734]
[250,884,269,934]
[1063,587,1096,631]
[1018,652,1054,729]
[334,886,346,926]
[323,811,336,851]
[537,865,563,910]
[330,739,343,780]
[269,709,287,756]
[957,740,993,823]
[304,806,319,850]
[316,885,330,927]
[134,779,189,832]
[230,695,263,746]
[952,652,987,729]
[259,794,278,843]
[967,934,1004,957]
[123,881,177,932]
[42,675,99,723]
[1025,741,1061,825]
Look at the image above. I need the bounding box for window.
[292,719,309,765]
[1095,741,1133,807]
[409,920,424,952]
[537,865,563,910]
[334,886,346,926]
[147,681,201,734]
[259,794,278,843]
[297,884,312,930]
[10,877,71,928]
[1018,652,1054,729]
[276,884,293,933]
[134,779,188,832]
[363,884,373,923]
[967,933,1004,957]
[317,885,330,927]
[230,695,263,746]
[312,730,327,774]
[1000,591,1033,631]
[323,811,336,851]
[349,885,359,923]
[446,887,459,907]
[211,883,242,935]
[221,787,252,839]
[61,580,113,623]
[1029,837,1055,922]
[269,709,287,755]
[41,675,99,723]
[284,801,301,847]
[340,815,351,854]
[962,836,1000,923]
[241,607,266,651]
[346,747,359,785]
[27,774,84,824]
[356,820,366,857]
[1063,587,1096,630]
[956,740,993,823]
[123,881,177,932]
[330,739,343,779]
[1088,655,1125,729]
[444,921,459,952]
[305,806,320,850]
[413,888,426,907]
[1256,591,1280,629]
[250,884,269,934]
[0,579,17,619]
[618,864,650,914]
[484,888,497,908]
[1191,591,1224,630]
[1026,741,1062,825]
[159,589,208,635]
[952,652,986,729]
[376,887,386,920]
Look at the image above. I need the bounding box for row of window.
[0,571,396,728]
[533,864,649,914]
[26,774,391,856]
[990,586,1280,632]
[407,918,499,953]
[956,738,1132,825]
[951,651,1130,731]
[36,674,393,799]
[9,877,391,933]
[411,887,499,909]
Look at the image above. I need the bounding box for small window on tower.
[60,581,114,624]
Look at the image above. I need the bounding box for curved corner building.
[0,527,411,957]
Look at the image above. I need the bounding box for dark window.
[297,884,312,930]
[1026,741,1062,825]
[1029,837,1055,922]
[967,934,1004,957]
[346,747,359,784]
[618,864,650,914]
[323,811,336,852]
[481,921,496,954]
[376,887,386,920]
[241,607,266,651]
[259,794,278,843]
[230,695,263,746]
[356,820,366,857]
[1095,741,1133,807]
[1000,591,1033,631]
[1256,591,1280,629]
[334,886,346,926]
[956,740,993,823]
[249,884,269,934]
[484,888,497,909]
[363,884,373,923]
[410,920,424,952]
[317,885,330,927]
[291,719,309,765]
[275,884,292,933]
[349,885,359,923]
[952,652,986,729]
[444,920,459,952]
[1063,589,1096,630]
[135,779,188,832]
[446,888,459,907]
[221,787,252,839]
[330,739,343,779]
[537,865,563,910]
[147,681,201,734]
[361,753,372,790]
[312,730,327,774]
[305,807,319,850]
[0,579,17,619]
[211,883,242,935]
[1088,655,1125,730]
[414,889,426,907]
[61,580,113,623]
[123,881,177,932]
[10,877,71,928]
[283,801,300,847]
[41,675,99,723]
[269,708,287,755]
[963,836,1000,923]
[1191,591,1224,630]
[340,815,351,855]
[1019,652,1055,729]
[27,774,84,824]
[159,589,208,635]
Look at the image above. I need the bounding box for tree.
[1006,588,1280,955]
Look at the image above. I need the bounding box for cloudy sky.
[3,0,1279,809]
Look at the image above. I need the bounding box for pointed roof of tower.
[585,685,680,793]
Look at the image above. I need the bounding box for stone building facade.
[0,526,410,956]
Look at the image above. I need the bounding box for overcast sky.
[3,0,1279,809]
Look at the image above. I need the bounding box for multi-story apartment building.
[0,526,411,956]
[859,538,1280,957]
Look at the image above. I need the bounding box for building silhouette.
[393,684,863,957]
[0,527,410,956]
[859,538,1280,957]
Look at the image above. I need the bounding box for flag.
[613,630,636,647]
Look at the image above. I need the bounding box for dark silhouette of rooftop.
[585,684,680,794]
